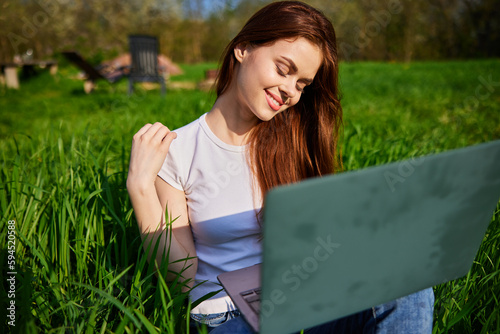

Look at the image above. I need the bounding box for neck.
[206,93,260,146]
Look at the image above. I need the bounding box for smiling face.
[231,37,323,122]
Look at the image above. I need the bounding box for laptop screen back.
[259,140,500,334]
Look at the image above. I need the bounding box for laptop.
[218,140,500,334]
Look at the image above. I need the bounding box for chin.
[256,108,287,123]
[257,113,278,123]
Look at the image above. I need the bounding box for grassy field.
[1,59,499,333]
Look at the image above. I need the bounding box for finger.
[160,131,177,152]
[145,122,173,142]
[133,123,153,139]
[153,124,172,143]
[143,122,164,138]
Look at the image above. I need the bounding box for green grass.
[1,59,499,333]
[172,63,219,82]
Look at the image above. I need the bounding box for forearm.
[127,180,197,285]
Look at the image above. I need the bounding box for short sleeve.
[157,140,184,191]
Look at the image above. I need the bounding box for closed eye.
[297,80,310,93]
[276,64,288,77]
[277,62,310,93]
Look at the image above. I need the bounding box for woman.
[127,1,434,333]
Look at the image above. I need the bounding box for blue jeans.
[190,310,241,333]
[203,288,434,334]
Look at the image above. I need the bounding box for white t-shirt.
[158,113,262,314]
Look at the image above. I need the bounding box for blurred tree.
[461,0,500,58]
[0,0,498,65]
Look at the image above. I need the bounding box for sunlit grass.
[0,59,499,333]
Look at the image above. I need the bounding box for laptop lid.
[218,264,262,332]
[258,140,500,333]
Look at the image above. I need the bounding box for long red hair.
[216,1,343,201]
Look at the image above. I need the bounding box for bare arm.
[127,123,197,287]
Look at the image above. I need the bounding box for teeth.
[268,92,280,106]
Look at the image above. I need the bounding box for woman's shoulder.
[159,114,207,189]
[167,113,209,154]
[172,113,206,139]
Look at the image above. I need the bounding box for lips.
[265,90,283,111]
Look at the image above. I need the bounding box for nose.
[280,79,298,103]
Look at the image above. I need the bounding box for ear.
[234,43,249,63]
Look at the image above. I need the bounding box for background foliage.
[1,0,499,64]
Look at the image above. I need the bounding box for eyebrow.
[281,56,314,84]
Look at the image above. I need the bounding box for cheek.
[239,65,261,91]
[235,69,254,98]
[289,95,303,108]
